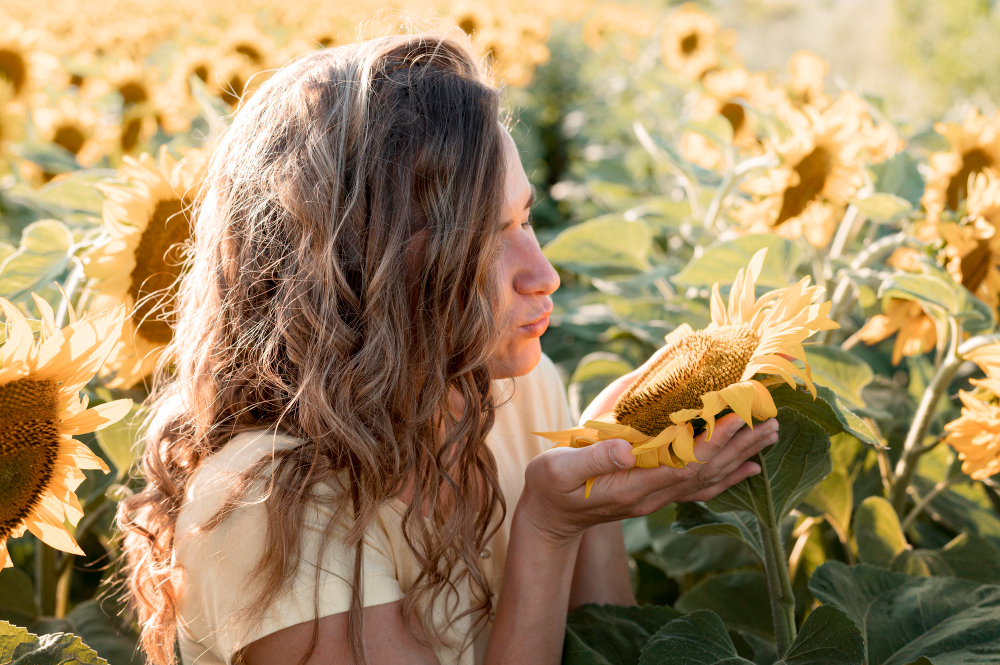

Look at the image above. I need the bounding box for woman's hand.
[518,412,778,545]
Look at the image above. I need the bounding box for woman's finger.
[540,438,636,490]
[680,460,764,503]
[694,417,778,477]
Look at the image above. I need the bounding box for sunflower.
[0,294,132,568]
[857,298,937,366]
[0,21,62,104]
[535,248,838,496]
[215,21,277,69]
[83,57,159,110]
[33,95,104,168]
[81,145,209,389]
[943,343,1000,480]
[660,3,720,81]
[922,109,1000,225]
[784,51,830,110]
[582,4,655,60]
[159,47,242,133]
[733,92,899,248]
[681,67,782,170]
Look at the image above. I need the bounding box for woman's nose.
[514,242,560,296]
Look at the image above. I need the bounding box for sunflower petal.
[719,381,759,429]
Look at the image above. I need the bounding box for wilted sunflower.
[857,298,937,366]
[681,67,782,170]
[660,3,720,81]
[922,108,1000,225]
[535,248,838,496]
[81,145,209,389]
[943,343,1000,480]
[734,92,899,248]
[0,294,131,567]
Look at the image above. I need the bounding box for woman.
[118,31,777,665]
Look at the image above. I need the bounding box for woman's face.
[491,127,560,379]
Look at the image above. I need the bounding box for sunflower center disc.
[613,325,761,436]
[0,378,61,541]
[680,33,699,54]
[129,197,191,345]
[0,50,26,96]
[947,148,993,212]
[960,237,994,294]
[776,146,832,225]
[53,125,86,155]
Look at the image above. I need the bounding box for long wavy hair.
[116,30,511,665]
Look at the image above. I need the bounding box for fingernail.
[748,462,762,475]
[610,445,627,468]
[765,432,779,445]
[729,421,744,437]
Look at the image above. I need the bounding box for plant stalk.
[35,539,58,616]
[889,330,996,515]
[752,453,796,656]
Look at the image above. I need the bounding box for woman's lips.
[519,313,550,337]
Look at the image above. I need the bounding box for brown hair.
[117,30,511,665]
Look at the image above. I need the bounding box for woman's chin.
[490,339,541,379]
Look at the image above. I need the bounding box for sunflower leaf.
[671,502,765,563]
[0,220,74,304]
[809,561,1000,665]
[563,604,681,665]
[0,620,108,665]
[708,407,831,522]
[773,605,865,665]
[891,533,1000,584]
[672,234,805,291]
[805,345,875,410]
[543,214,654,278]
[636,610,755,665]
[674,571,774,641]
[848,193,913,222]
[853,496,908,567]
[768,383,881,448]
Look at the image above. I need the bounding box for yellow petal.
[719,381,759,429]
[585,477,596,498]
[585,420,651,445]
[701,391,728,441]
[672,422,698,463]
[632,425,678,455]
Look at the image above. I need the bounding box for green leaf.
[853,496,908,567]
[0,221,74,303]
[679,116,735,149]
[774,605,865,665]
[848,193,913,222]
[0,568,36,625]
[803,469,853,542]
[563,604,681,665]
[671,235,806,291]
[891,533,1000,584]
[810,561,1000,665]
[671,503,764,563]
[0,620,107,665]
[806,345,874,410]
[93,405,143,480]
[674,572,773,640]
[877,262,995,332]
[5,170,111,216]
[544,214,653,277]
[35,601,141,665]
[708,407,831,522]
[769,383,881,447]
[637,610,754,665]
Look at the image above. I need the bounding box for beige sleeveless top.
[172,353,573,665]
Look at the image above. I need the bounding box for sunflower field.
[3,1,1000,663]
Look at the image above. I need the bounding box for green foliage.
[810,562,1000,664]
[0,621,107,665]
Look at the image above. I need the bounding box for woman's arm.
[568,521,635,609]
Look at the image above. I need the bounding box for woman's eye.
[521,214,533,229]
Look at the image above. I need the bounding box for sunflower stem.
[900,451,965,532]
[35,539,58,616]
[752,452,797,657]
[888,326,994,515]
